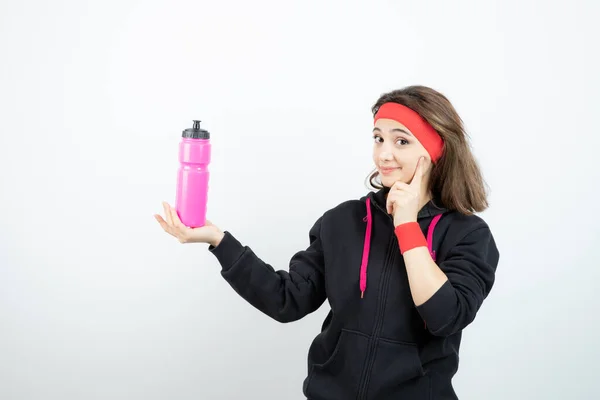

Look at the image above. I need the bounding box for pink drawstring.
[427,213,442,261]
[360,198,372,298]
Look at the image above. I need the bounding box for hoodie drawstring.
[359,197,443,298]
[427,213,442,262]
[360,198,372,298]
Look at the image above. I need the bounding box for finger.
[387,202,396,215]
[391,181,418,200]
[386,192,402,213]
[168,206,190,242]
[154,214,166,227]
[391,181,411,191]
[386,193,394,214]
[388,189,414,208]
[154,214,175,236]
[162,202,173,226]
[169,205,183,228]
[410,157,425,187]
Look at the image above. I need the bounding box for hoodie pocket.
[365,337,431,400]
[304,329,369,400]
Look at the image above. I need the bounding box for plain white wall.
[1,0,599,399]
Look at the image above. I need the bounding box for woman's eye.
[396,138,409,145]
[373,135,383,143]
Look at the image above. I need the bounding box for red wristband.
[394,222,427,254]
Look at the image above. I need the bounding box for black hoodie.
[209,187,500,400]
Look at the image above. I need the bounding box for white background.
[1,0,599,399]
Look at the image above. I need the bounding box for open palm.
[154,202,223,245]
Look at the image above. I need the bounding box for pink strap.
[427,214,443,261]
[360,198,372,298]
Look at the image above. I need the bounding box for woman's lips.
[380,167,399,175]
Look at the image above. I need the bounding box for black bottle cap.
[182,120,210,139]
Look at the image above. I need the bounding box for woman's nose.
[379,151,393,162]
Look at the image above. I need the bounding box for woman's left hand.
[386,157,425,227]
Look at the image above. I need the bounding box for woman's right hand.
[154,202,224,247]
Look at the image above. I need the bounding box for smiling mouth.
[379,167,399,175]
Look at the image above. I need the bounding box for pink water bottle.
[175,120,211,228]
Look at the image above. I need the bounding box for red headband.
[373,102,444,163]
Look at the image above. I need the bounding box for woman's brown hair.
[367,85,489,215]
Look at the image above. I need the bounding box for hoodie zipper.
[356,200,397,399]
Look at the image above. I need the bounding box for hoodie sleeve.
[208,217,326,323]
[416,225,499,337]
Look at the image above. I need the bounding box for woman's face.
[372,118,432,188]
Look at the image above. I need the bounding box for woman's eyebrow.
[372,127,413,136]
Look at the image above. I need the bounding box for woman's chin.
[380,175,402,187]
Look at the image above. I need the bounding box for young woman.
[155,85,500,400]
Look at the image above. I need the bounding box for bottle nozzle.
[182,119,210,139]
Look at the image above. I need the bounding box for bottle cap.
[182,120,210,139]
